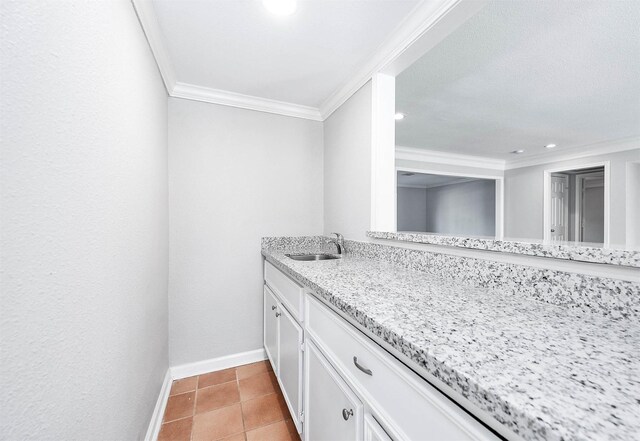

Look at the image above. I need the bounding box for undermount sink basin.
[285,253,342,261]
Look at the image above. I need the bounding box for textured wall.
[323,82,373,240]
[0,1,169,439]
[168,98,323,366]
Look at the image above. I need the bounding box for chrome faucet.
[327,232,344,254]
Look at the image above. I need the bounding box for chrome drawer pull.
[342,408,353,421]
[353,356,372,376]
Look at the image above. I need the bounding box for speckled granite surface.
[345,240,640,319]
[368,231,640,268]
[262,237,640,441]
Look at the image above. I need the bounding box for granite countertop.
[367,231,640,268]
[262,249,640,441]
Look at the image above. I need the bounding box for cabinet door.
[264,286,279,374]
[364,414,392,441]
[279,305,304,433]
[305,340,362,441]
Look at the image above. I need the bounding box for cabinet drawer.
[264,261,304,321]
[305,294,498,441]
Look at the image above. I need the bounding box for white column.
[370,73,396,233]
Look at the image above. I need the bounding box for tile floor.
[158,360,301,441]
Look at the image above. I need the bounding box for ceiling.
[395,0,640,160]
[397,171,486,189]
[151,0,420,109]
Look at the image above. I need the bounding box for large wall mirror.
[390,0,640,250]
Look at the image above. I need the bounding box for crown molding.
[396,145,507,170]
[132,0,481,122]
[318,0,486,120]
[504,137,640,170]
[131,0,176,94]
[131,0,322,120]
[398,176,476,189]
[396,138,640,173]
[171,83,323,121]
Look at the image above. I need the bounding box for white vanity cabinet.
[364,415,393,441]
[279,303,304,431]
[305,339,363,441]
[263,261,304,433]
[264,259,499,441]
[263,286,280,373]
[305,293,499,441]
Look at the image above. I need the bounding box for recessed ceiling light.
[394,113,405,121]
[511,149,525,154]
[545,143,557,149]
[263,0,297,16]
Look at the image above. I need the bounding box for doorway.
[544,163,609,245]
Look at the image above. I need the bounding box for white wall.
[424,180,496,236]
[397,187,428,232]
[324,82,373,241]
[398,181,496,236]
[504,149,640,245]
[0,1,168,439]
[168,98,323,366]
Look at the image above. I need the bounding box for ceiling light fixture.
[263,0,297,16]
[511,149,525,154]
[394,113,405,120]
[545,143,557,149]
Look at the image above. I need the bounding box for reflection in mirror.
[393,0,640,249]
[397,171,497,237]
[546,166,605,244]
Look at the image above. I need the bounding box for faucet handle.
[330,232,344,242]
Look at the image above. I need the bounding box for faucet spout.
[327,232,344,254]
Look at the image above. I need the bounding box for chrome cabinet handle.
[275,312,281,317]
[271,305,277,310]
[353,356,372,376]
[342,408,353,421]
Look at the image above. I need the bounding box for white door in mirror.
[550,174,569,241]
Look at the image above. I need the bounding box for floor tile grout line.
[161,414,193,424]
[162,390,197,424]
[237,369,246,435]
[164,394,286,429]
[198,378,237,391]
[190,386,197,441]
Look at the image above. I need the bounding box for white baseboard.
[145,348,267,441]
[144,369,172,441]
[170,348,267,380]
